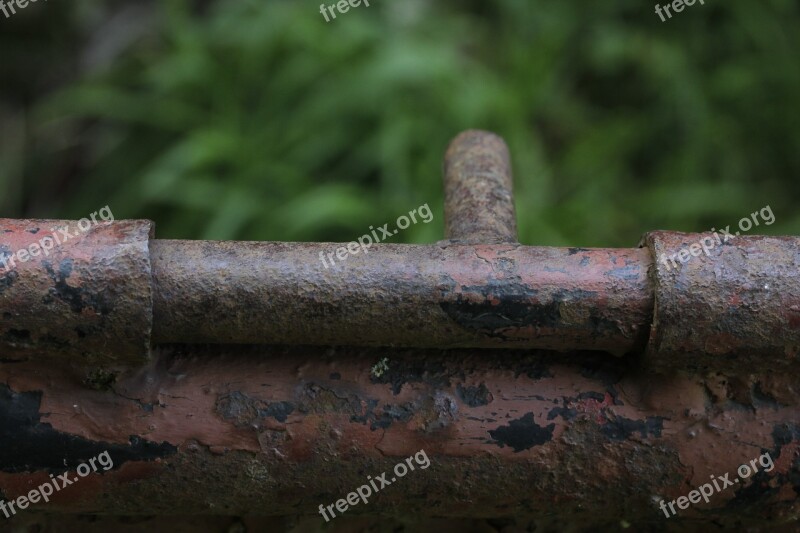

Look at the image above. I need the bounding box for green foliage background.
[1,0,798,246]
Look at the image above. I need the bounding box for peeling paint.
[0,384,176,473]
[488,413,555,452]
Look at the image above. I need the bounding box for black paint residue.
[349,399,416,431]
[350,398,379,425]
[369,403,415,430]
[772,423,800,447]
[298,383,362,416]
[547,406,578,421]
[259,401,295,423]
[600,415,664,440]
[82,368,117,391]
[216,391,258,422]
[577,391,605,401]
[42,259,115,315]
[0,246,18,294]
[489,412,555,452]
[607,385,624,406]
[3,329,31,345]
[456,383,493,407]
[514,355,553,380]
[369,357,450,395]
[440,278,619,338]
[770,424,800,495]
[0,384,176,473]
[216,391,295,424]
[0,270,17,294]
[752,383,784,409]
[579,356,627,386]
[607,264,640,281]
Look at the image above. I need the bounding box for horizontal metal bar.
[4,225,798,373]
[0,130,798,525]
[0,345,795,525]
[0,219,153,367]
[1,131,798,374]
[149,241,653,355]
[644,230,800,373]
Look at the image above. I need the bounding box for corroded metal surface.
[643,231,800,374]
[0,131,798,527]
[0,346,797,528]
[2,227,799,371]
[0,132,798,374]
[444,130,518,243]
[0,219,154,367]
[150,242,653,356]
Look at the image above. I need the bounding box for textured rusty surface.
[3,515,611,533]
[150,241,653,356]
[643,231,800,374]
[3,224,800,371]
[444,130,518,243]
[1,130,797,531]
[1,131,798,374]
[0,219,154,367]
[0,345,797,528]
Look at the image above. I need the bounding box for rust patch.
[0,345,793,523]
[643,231,800,373]
[0,219,154,366]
